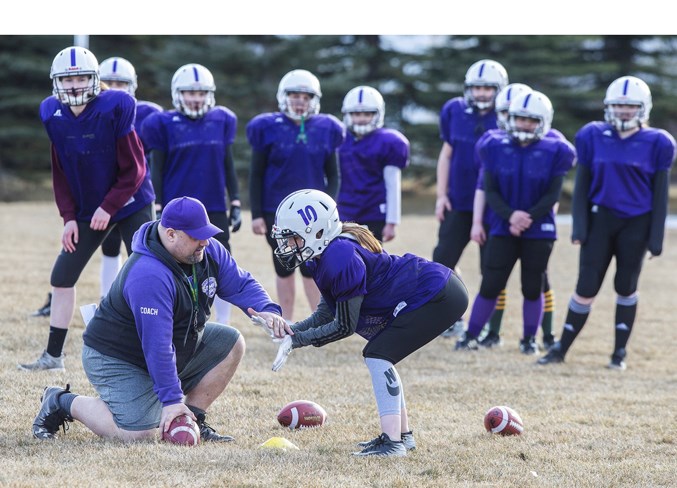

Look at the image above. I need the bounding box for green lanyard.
[296,116,307,144]
[189,264,199,309]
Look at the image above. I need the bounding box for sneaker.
[479,331,502,348]
[542,334,556,350]
[455,332,479,351]
[441,319,465,338]
[519,336,539,355]
[607,348,627,371]
[537,343,565,365]
[31,292,52,317]
[352,433,407,457]
[358,430,416,451]
[195,413,234,442]
[32,384,73,440]
[18,350,65,372]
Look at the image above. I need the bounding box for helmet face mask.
[171,64,216,119]
[603,76,652,132]
[342,86,385,136]
[277,70,322,121]
[271,189,342,270]
[99,57,137,96]
[463,59,508,111]
[507,91,553,143]
[50,46,101,106]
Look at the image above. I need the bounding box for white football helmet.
[99,57,138,96]
[271,189,342,270]
[464,59,508,110]
[277,69,322,121]
[604,76,652,132]
[50,46,101,106]
[495,83,532,130]
[507,91,553,142]
[171,63,216,119]
[342,85,385,136]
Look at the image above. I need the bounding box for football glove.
[272,335,293,372]
[251,314,275,337]
[229,205,242,232]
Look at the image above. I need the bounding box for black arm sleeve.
[223,146,240,203]
[484,171,514,221]
[571,165,592,243]
[648,169,670,256]
[325,151,340,200]
[249,149,267,219]
[527,175,564,220]
[291,295,363,348]
[149,149,166,206]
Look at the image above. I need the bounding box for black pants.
[576,207,650,298]
[51,205,154,287]
[363,273,469,364]
[479,236,554,300]
[432,210,473,269]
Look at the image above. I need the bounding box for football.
[484,405,524,436]
[162,414,200,446]
[277,400,327,429]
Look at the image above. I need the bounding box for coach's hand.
[229,205,242,233]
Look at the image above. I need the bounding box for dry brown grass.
[1,202,675,487]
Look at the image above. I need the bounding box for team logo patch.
[202,277,217,298]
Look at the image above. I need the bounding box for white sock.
[100,255,122,298]
[365,357,402,417]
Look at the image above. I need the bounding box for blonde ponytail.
[340,222,382,253]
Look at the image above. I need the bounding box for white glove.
[272,335,293,372]
[251,315,275,337]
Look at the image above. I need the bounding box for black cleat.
[358,430,416,451]
[537,343,565,365]
[352,433,406,457]
[519,336,539,355]
[479,331,502,348]
[542,334,556,351]
[195,413,234,442]
[607,348,627,371]
[31,292,52,317]
[455,332,479,351]
[32,384,73,440]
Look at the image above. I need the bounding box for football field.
[2,202,674,487]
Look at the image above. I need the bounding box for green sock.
[541,289,555,337]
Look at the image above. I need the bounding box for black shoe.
[32,384,73,440]
[358,430,416,451]
[352,433,407,457]
[31,292,52,317]
[537,342,565,365]
[455,332,479,351]
[195,413,234,442]
[519,336,539,355]
[542,334,556,350]
[479,331,502,348]
[607,348,627,371]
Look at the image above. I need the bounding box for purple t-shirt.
[40,90,155,223]
[141,106,237,212]
[439,97,497,211]
[337,128,409,222]
[478,131,576,239]
[246,112,345,213]
[306,237,451,340]
[575,122,676,218]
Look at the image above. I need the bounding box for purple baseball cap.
[160,197,223,240]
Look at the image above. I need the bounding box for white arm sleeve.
[383,165,402,225]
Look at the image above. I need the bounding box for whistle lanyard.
[189,264,199,328]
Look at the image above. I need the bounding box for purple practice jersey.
[337,128,409,223]
[135,100,163,154]
[246,112,345,213]
[306,237,451,341]
[141,106,237,212]
[575,122,676,218]
[478,131,575,239]
[439,97,497,211]
[40,90,155,223]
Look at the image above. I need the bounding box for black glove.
[229,205,242,233]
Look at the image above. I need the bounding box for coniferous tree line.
[2,34,677,197]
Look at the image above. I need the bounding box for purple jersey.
[246,112,345,213]
[575,122,676,218]
[306,237,451,341]
[40,90,155,223]
[135,100,163,154]
[141,107,237,212]
[337,128,409,223]
[478,131,575,239]
[439,97,497,211]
